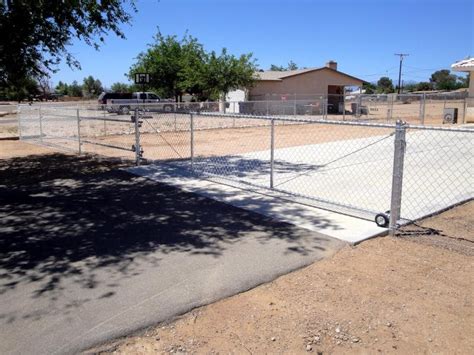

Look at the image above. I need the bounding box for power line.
[394,53,409,94]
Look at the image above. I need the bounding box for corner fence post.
[190,112,194,169]
[389,120,407,236]
[17,104,22,140]
[270,118,275,188]
[76,108,82,155]
[462,97,467,124]
[39,107,43,142]
[134,108,140,166]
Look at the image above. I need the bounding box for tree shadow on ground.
[0,154,340,308]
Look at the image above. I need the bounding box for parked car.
[100,91,176,114]
[98,92,133,110]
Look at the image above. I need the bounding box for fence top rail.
[195,111,474,132]
[79,116,133,123]
[195,111,400,129]
[406,124,474,133]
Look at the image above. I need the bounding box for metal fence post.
[38,107,43,142]
[419,93,426,125]
[356,95,362,118]
[174,109,177,131]
[76,109,82,154]
[103,110,107,136]
[190,112,194,169]
[134,108,140,166]
[389,120,407,236]
[17,104,22,140]
[342,89,346,121]
[293,94,297,117]
[462,97,467,124]
[270,118,275,188]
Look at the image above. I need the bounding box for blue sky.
[51,0,473,88]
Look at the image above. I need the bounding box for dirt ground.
[87,202,473,355]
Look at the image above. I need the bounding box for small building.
[249,61,364,113]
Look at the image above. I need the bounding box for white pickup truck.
[104,92,173,115]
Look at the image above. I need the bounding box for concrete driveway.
[0,153,344,355]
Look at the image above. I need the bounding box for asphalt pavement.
[0,153,344,354]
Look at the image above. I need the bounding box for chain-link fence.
[18,104,137,161]
[18,101,473,234]
[246,91,472,124]
[139,111,473,234]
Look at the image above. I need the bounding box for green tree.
[415,82,433,91]
[287,60,298,70]
[0,1,136,93]
[82,76,103,98]
[0,76,38,101]
[269,61,298,71]
[55,81,69,95]
[129,32,207,101]
[68,80,83,97]
[401,80,416,92]
[269,64,285,71]
[204,48,256,106]
[430,70,458,91]
[376,77,394,94]
[111,82,132,93]
[362,82,376,94]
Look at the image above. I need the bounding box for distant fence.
[19,91,474,125]
[247,92,472,124]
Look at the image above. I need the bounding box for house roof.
[256,68,319,81]
[451,57,474,72]
[255,66,364,84]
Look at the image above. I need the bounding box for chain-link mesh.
[271,120,395,218]
[138,111,192,162]
[18,104,137,160]
[181,113,396,220]
[398,125,473,221]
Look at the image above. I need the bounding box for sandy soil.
[89,201,473,355]
[0,138,57,159]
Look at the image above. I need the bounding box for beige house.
[249,61,364,112]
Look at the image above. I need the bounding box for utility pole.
[394,53,409,94]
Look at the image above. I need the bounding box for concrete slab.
[128,164,387,244]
